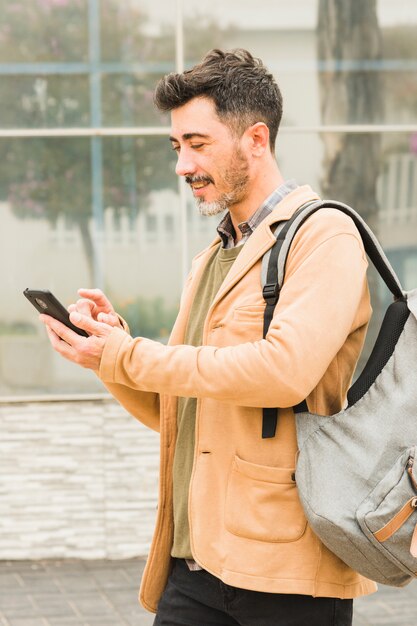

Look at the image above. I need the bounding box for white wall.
[0,399,159,559]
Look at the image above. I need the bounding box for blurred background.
[0,0,416,562]
[1,0,417,396]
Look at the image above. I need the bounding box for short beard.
[192,146,250,218]
[197,194,233,217]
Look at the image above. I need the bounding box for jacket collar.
[168,185,320,346]
[210,185,320,308]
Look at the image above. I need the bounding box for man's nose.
[175,150,196,177]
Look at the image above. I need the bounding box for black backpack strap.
[261,203,316,438]
[261,199,404,438]
[276,200,403,300]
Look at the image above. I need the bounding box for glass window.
[0,136,180,396]
[1,0,416,398]
[0,0,89,129]
[101,73,171,127]
[0,0,176,129]
[0,75,90,129]
[276,130,417,283]
[184,0,417,126]
[100,0,175,63]
[100,0,176,127]
[0,0,89,63]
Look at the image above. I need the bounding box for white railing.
[378,153,417,225]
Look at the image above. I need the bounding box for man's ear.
[245,122,270,156]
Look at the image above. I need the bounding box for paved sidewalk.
[0,559,153,626]
[0,558,416,626]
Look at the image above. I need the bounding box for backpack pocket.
[356,446,417,576]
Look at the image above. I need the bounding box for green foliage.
[0,137,92,222]
[0,0,89,63]
[0,0,179,216]
[116,296,178,341]
[0,321,36,336]
[0,0,231,282]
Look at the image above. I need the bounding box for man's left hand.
[40,311,114,371]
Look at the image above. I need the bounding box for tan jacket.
[99,185,377,612]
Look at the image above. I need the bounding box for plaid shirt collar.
[217,179,298,249]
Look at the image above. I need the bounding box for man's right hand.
[68,288,122,329]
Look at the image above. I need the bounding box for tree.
[0,0,229,284]
[0,0,178,284]
[317,0,383,356]
[317,0,383,226]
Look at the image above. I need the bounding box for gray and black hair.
[154,48,283,152]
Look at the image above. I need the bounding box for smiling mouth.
[192,181,209,190]
[185,176,213,191]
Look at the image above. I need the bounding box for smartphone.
[23,288,88,337]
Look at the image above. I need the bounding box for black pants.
[153,559,353,626]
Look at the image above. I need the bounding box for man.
[41,49,376,625]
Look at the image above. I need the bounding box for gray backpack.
[261,200,417,586]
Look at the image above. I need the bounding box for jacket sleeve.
[98,218,370,409]
[97,316,161,431]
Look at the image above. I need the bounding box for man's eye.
[171,145,180,152]
[191,144,204,150]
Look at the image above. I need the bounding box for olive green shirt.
[171,243,243,558]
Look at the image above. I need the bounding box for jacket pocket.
[232,304,265,323]
[356,446,417,575]
[225,455,307,543]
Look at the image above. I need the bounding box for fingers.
[40,313,107,371]
[69,311,113,338]
[77,288,114,314]
[76,298,95,317]
[44,325,74,360]
[69,296,103,321]
[40,315,80,358]
[68,299,95,318]
[97,311,122,328]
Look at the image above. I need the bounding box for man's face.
[170,97,250,216]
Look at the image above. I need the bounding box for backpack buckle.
[262,282,279,305]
